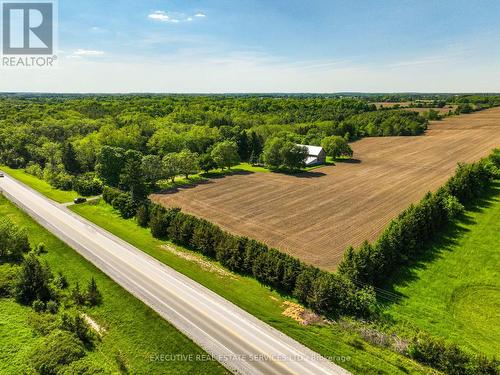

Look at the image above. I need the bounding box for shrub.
[14,253,54,305]
[53,271,69,289]
[50,172,74,190]
[60,313,94,345]
[72,173,103,196]
[136,202,150,227]
[59,359,108,375]
[46,300,58,314]
[30,330,85,374]
[111,193,137,219]
[32,299,45,312]
[102,186,122,204]
[27,311,59,336]
[0,264,18,297]
[25,162,43,178]
[34,242,47,255]
[149,205,179,239]
[0,217,31,262]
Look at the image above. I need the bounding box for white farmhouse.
[297,144,326,166]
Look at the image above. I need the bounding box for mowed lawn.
[384,183,500,357]
[0,166,79,203]
[0,195,227,375]
[70,200,433,375]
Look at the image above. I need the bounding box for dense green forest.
[0,94,496,197]
[0,95,419,181]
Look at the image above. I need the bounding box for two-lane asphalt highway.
[0,172,350,375]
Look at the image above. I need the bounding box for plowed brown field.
[152,108,500,271]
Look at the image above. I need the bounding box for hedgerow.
[338,149,500,287]
[146,203,375,318]
[408,333,499,375]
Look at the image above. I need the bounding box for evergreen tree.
[249,131,264,159]
[14,253,53,304]
[71,282,85,306]
[85,277,102,306]
[61,142,81,174]
[237,131,251,161]
[120,149,147,202]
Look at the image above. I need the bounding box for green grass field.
[70,200,431,375]
[0,166,79,203]
[0,195,227,375]
[384,183,500,357]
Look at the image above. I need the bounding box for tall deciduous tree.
[199,153,217,173]
[281,142,308,170]
[262,137,284,168]
[321,136,353,159]
[211,141,240,170]
[262,138,307,170]
[162,153,181,183]
[177,149,200,179]
[141,154,164,188]
[96,146,125,187]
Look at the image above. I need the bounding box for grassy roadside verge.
[383,183,500,357]
[70,200,431,375]
[0,165,79,203]
[0,195,227,375]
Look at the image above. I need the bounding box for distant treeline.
[0,95,434,195]
[338,149,500,287]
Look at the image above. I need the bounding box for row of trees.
[135,203,376,317]
[97,142,242,199]
[338,150,500,287]
[408,333,499,375]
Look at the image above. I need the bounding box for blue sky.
[3,0,500,92]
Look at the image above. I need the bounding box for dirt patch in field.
[152,108,500,271]
[281,301,325,325]
[161,244,235,279]
[82,313,106,336]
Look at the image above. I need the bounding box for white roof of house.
[305,156,319,166]
[297,144,324,156]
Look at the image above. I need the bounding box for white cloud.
[148,11,170,22]
[148,10,206,23]
[67,49,105,59]
[73,49,105,56]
